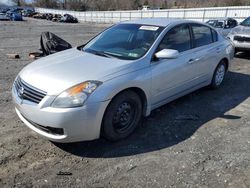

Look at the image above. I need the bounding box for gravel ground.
[0,18,250,188]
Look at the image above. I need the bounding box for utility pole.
[64,0,67,9]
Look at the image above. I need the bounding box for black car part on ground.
[40,32,72,55]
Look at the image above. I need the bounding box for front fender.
[86,66,152,116]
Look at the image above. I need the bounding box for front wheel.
[210,61,226,89]
[102,90,142,141]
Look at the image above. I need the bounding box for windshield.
[206,20,217,26]
[82,24,164,60]
[240,17,250,26]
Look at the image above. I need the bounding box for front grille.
[14,77,47,104]
[234,35,250,42]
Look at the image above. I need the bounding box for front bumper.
[228,34,250,51]
[12,85,110,143]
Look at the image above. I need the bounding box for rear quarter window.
[211,29,218,42]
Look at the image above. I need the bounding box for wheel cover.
[112,101,136,134]
[215,64,225,86]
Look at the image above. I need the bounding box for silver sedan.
[12,18,234,143]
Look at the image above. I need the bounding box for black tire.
[210,61,227,89]
[102,90,142,141]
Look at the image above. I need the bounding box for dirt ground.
[0,18,250,188]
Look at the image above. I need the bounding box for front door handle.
[187,58,200,64]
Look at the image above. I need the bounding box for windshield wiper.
[84,49,119,59]
[93,51,114,58]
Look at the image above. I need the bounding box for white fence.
[35,6,250,23]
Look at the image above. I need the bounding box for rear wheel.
[210,61,226,89]
[102,90,142,141]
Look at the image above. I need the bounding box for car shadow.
[53,71,250,158]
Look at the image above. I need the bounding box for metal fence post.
[225,8,229,18]
[202,9,206,22]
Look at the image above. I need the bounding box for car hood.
[19,48,134,95]
[231,25,250,35]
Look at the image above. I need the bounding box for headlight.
[51,81,102,108]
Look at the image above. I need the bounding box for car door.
[150,24,205,106]
[190,24,221,82]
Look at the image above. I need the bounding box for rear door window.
[192,24,213,47]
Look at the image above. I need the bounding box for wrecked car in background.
[60,14,78,23]
[31,12,78,23]
[32,13,46,19]
[22,9,35,17]
[206,18,238,36]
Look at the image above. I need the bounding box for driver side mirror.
[155,49,179,59]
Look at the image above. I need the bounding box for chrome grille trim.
[234,35,250,42]
[14,77,47,104]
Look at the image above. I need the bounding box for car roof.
[123,18,199,27]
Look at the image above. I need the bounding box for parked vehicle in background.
[0,12,10,21]
[0,8,10,14]
[228,17,250,53]
[12,18,234,143]
[9,12,23,21]
[206,18,238,36]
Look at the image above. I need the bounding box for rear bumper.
[12,85,110,143]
